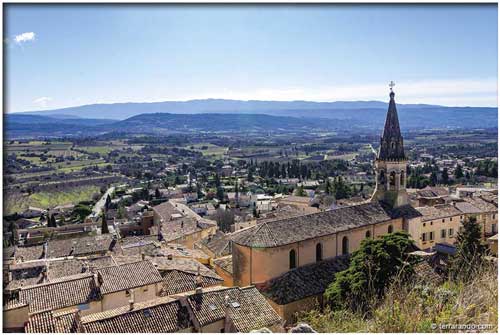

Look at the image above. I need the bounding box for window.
[441,229,446,238]
[143,287,148,292]
[342,236,349,255]
[493,224,498,234]
[442,219,445,223]
[449,228,454,236]
[316,243,323,262]
[449,217,452,222]
[388,225,393,234]
[289,249,296,269]
[390,171,396,186]
[423,222,426,227]
[460,216,463,220]
[493,214,496,219]
[422,233,427,241]
[430,221,433,225]
[429,231,435,241]
[125,290,130,297]
[365,230,371,238]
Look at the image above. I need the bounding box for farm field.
[4,185,101,215]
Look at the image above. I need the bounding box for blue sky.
[5,4,498,112]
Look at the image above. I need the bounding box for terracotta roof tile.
[98,260,163,295]
[231,202,391,248]
[80,296,190,333]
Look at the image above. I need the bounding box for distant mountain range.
[5,99,498,139]
[18,99,444,120]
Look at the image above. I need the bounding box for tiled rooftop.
[98,260,163,295]
[259,255,350,305]
[80,296,190,333]
[230,202,392,248]
[178,286,283,332]
[159,270,222,296]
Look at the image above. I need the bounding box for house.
[213,255,234,287]
[152,200,217,248]
[409,204,463,250]
[159,269,223,296]
[414,186,450,206]
[97,261,163,311]
[277,196,319,214]
[194,231,232,260]
[4,273,102,330]
[454,197,498,239]
[79,296,191,333]
[174,286,284,332]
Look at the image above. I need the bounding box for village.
[3,88,498,333]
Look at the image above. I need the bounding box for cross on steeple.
[389,81,395,91]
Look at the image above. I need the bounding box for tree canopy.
[325,231,415,312]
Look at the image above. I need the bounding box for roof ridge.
[20,272,93,290]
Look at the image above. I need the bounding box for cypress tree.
[101,210,109,234]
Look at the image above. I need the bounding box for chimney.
[129,289,135,311]
[195,286,203,295]
[93,273,101,287]
[224,294,230,307]
[42,267,48,282]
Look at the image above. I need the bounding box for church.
[229,85,422,323]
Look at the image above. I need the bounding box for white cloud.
[33,97,53,108]
[14,32,35,44]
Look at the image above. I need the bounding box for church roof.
[259,255,350,305]
[378,90,406,161]
[230,202,391,248]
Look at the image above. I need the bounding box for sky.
[5,4,498,113]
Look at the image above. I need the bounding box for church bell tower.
[372,82,408,208]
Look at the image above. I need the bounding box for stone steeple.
[378,89,405,161]
[371,82,408,209]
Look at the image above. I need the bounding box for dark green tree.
[101,210,109,234]
[105,194,112,210]
[325,232,415,312]
[441,168,449,185]
[48,214,57,227]
[454,164,464,179]
[295,185,307,196]
[451,216,486,281]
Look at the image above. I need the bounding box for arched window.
[390,171,396,186]
[289,249,296,269]
[316,243,323,262]
[365,230,371,238]
[379,170,386,184]
[388,225,393,233]
[342,237,349,255]
[400,170,405,186]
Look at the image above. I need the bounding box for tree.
[101,210,109,234]
[48,214,57,228]
[430,171,438,186]
[325,232,415,312]
[105,194,112,210]
[441,168,449,185]
[295,185,307,196]
[216,186,225,202]
[214,208,234,232]
[451,216,486,282]
[454,164,464,179]
[155,188,161,199]
[73,204,92,222]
